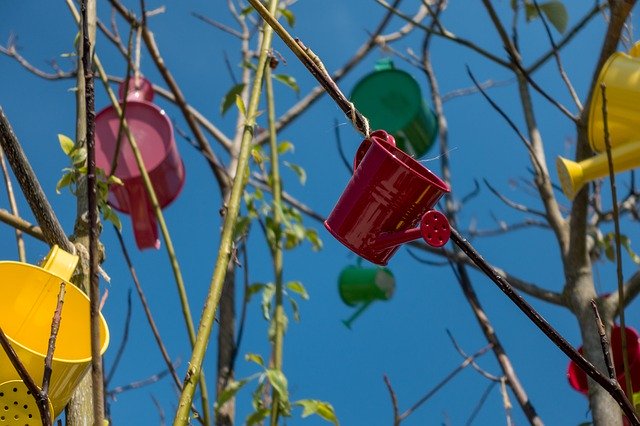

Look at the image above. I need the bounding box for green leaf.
[284,161,306,185]
[286,281,309,300]
[251,145,264,166]
[306,228,323,251]
[70,147,87,166]
[102,204,122,230]
[58,134,75,155]
[525,1,568,34]
[235,94,247,118]
[261,283,275,320]
[620,235,640,264]
[245,353,264,367]
[240,5,254,16]
[273,74,300,95]
[295,399,339,425]
[107,174,124,186]
[266,369,289,402]
[278,140,295,155]
[56,172,74,194]
[246,408,269,425]
[279,7,295,27]
[247,283,266,300]
[221,83,246,116]
[289,296,301,322]
[215,378,250,412]
[233,216,251,241]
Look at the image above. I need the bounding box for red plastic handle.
[353,129,396,171]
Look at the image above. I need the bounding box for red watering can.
[567,325,640,394]
[95,77,185,249]
[325,130,450,265]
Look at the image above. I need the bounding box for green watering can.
[338,263,395,328]
[350,59,438,158]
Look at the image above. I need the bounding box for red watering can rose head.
[325,130,450,265]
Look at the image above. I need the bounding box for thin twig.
[531,0,582,110]
[465,381,498,426]
[527,2,607,73]
[591,300,616,380]
[0,107,75,253]
[0,326,51,424]
[81,1,106,422]
[0,209,45,241]
[383,374,400,426]
[113,226,203,423]
[192,11,243,38]
[334,119,353,175]
[601,82,631,397]
[449,227,639,424]
[446,330,501,382]
[398,343,494,421]
[374,0,511,68]
[105,289,133,386]
[483,178,547,218]
[42,282,66,399]
[0,147,26,261]
[107,367,172,397]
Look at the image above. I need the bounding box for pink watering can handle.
[127,184,161,250]
[353,129,396,171]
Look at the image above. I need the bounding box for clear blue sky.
[1,1,640,425]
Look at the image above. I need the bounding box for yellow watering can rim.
[0,260,110,364]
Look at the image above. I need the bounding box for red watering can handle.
[353,129,396,171]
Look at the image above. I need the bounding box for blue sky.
[2,1,640,425]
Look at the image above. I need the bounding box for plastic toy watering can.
[95,76,185,249]
[350,59,438,158]
[557,41,640,200]
[0,246,109,420]
[338,263,395,328]
[567,325,640,395]
[325,130,451,265]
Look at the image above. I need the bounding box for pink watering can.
[325,130,450,265]
[95,77,185,249]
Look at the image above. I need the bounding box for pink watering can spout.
[325,130,450,265]
[95,76,185,250]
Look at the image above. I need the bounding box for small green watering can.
[350,59,438,158]
[338,263,395,328]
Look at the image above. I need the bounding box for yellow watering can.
[0,245,109,421]
[557,42,640,200]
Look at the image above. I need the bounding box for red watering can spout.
[325,130,450,265]
[371,210,450,251]
[127,183,161,250]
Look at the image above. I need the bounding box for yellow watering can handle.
[40,245,79,281]
[628,41,640,58]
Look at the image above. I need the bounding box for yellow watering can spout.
[41,245,78,281]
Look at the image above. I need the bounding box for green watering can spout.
[342,301,373,329]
